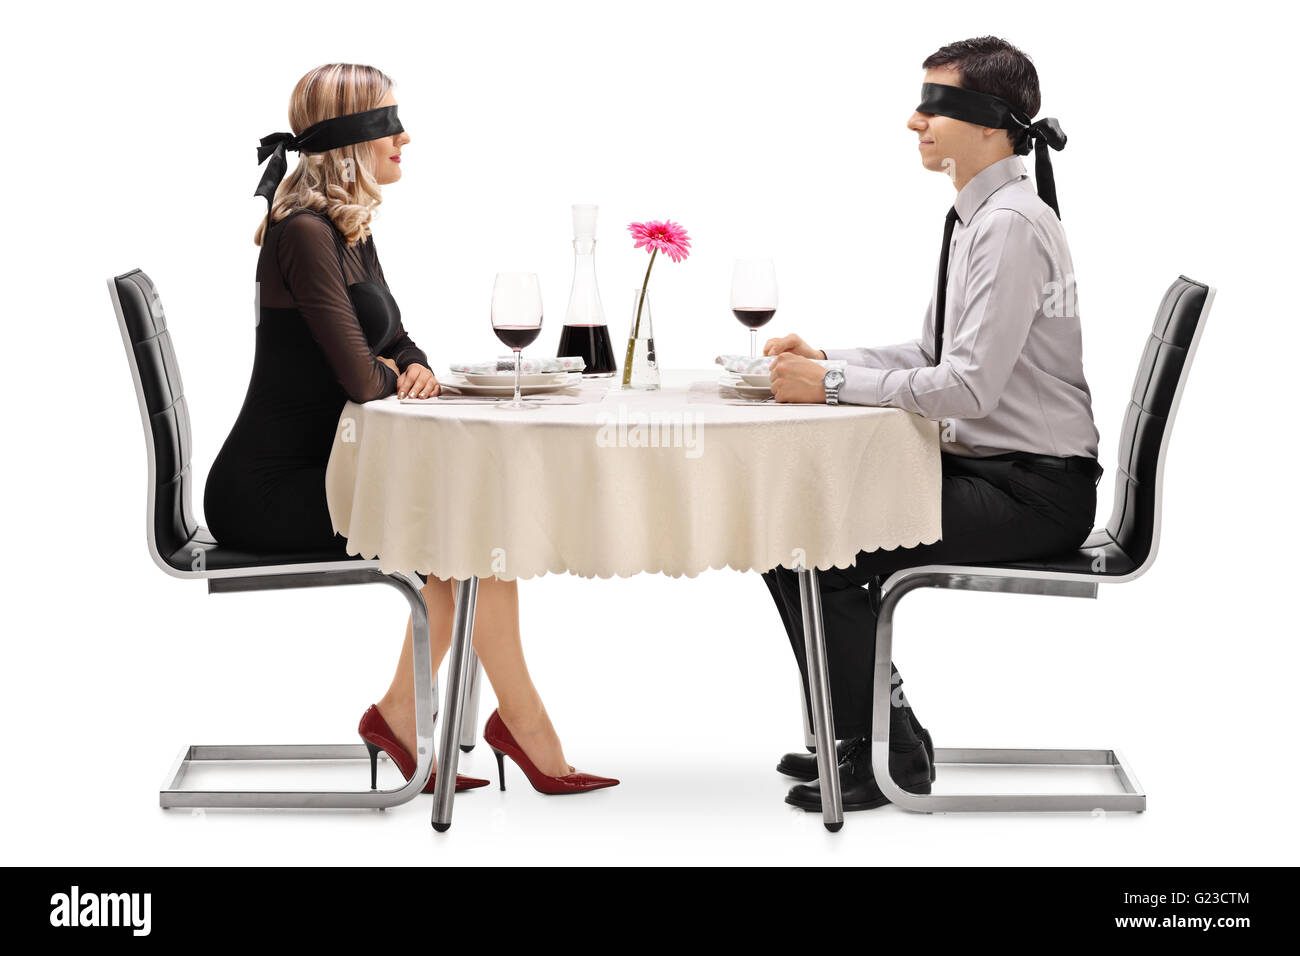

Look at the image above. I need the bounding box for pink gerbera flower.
[628,219,692,263]
[623,217,692,386]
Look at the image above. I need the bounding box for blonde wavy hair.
[254,63,394,247]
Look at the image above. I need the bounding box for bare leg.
[464,577,571,776]
[376,576,571,778]
[374,577,454,774]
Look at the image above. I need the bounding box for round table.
[324,369,942,830]
[326,370,941,579]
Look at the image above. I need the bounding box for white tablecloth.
[325,370,942,580]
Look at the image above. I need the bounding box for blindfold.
[254,105,404,213]
[917,83,1067,218]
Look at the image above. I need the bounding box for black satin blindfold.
[254,105,404,212]
[917,83,1067,218]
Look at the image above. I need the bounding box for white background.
[2,0,1296,865]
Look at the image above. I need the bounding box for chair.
[109,269,482,821]
[853,275,1215,818]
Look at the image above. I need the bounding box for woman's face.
[368,89,410,186]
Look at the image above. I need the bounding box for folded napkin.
[449,356,586,375]
[715,354,846,374]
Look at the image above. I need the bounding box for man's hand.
[395,362,440,399]
[770,352,828,404]
[763,333,826,360]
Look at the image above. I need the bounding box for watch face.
[824,369,845,388]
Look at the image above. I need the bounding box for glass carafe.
[556,204,617,377]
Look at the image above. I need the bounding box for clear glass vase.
[622,288,659,390]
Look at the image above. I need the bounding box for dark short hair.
[922,37,1041,151]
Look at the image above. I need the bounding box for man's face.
[908,66,990,182]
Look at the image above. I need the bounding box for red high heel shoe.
[357,705,489,793]
[483,709,619,795]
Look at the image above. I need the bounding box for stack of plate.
[719,371,773,400]
[443,370,583,397]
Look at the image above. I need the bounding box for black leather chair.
[836,275,1214,820]
[109,268,482,814]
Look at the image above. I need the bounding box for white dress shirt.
[826,155,1100,459]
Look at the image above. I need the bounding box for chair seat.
[960,530,1138,578]
[162,527,366,573]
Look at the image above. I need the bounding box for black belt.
[981,450,1103,480]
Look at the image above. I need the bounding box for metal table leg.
[460,648,483,753]
[800,679,816,752]
[797,566,844,832]
[432,576,479,831]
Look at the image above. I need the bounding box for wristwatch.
[822,367,845,405]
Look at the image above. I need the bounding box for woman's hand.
[396,362,440,399]
[763,333,826,360]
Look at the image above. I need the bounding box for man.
[762,36,1102,812]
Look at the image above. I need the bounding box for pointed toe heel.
[364,740,382,791]
[482,709,619,796]
[492,748,507,791]
[357,704,490,794]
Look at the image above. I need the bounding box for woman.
[205,63,616,796]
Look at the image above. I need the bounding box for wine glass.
[491,272,544,410]
[730,258,778,358]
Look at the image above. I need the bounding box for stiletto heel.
[357,704,490,794]
[482,709,619,795]
[493,748,507,791]
[364,740,381,790]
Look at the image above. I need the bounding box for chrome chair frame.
[869,568,1146,814]
[162,568,438,811]
[797,280,1214,828]
[111,274,482,823]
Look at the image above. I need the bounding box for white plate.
[739,372,772,387]
[462,371,569,387]
[445,377,579,397]
[725,381,773,400]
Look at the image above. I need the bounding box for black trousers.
[762,451,1103,740]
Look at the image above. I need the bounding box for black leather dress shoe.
[778,725,935,783]
[776,739,853,780]
[785,735,931,812]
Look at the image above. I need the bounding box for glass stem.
[514,349,522,404]
[750,328,757,359]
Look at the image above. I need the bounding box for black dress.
[204,209,427,554]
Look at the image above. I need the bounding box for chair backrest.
[109,270,197,575]
[1102,275,1215,571]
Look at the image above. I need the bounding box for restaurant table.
[325,369,942,830]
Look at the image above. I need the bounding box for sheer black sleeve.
[274,214,398,402]
[370,242,429,372]
[383,329,428,373]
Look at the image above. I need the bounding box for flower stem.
[622,248,657,387]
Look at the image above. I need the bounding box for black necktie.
[933,206,959,364]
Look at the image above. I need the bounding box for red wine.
[557,323,617,376]
[733,307,776,329]
[494,325,542,350]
